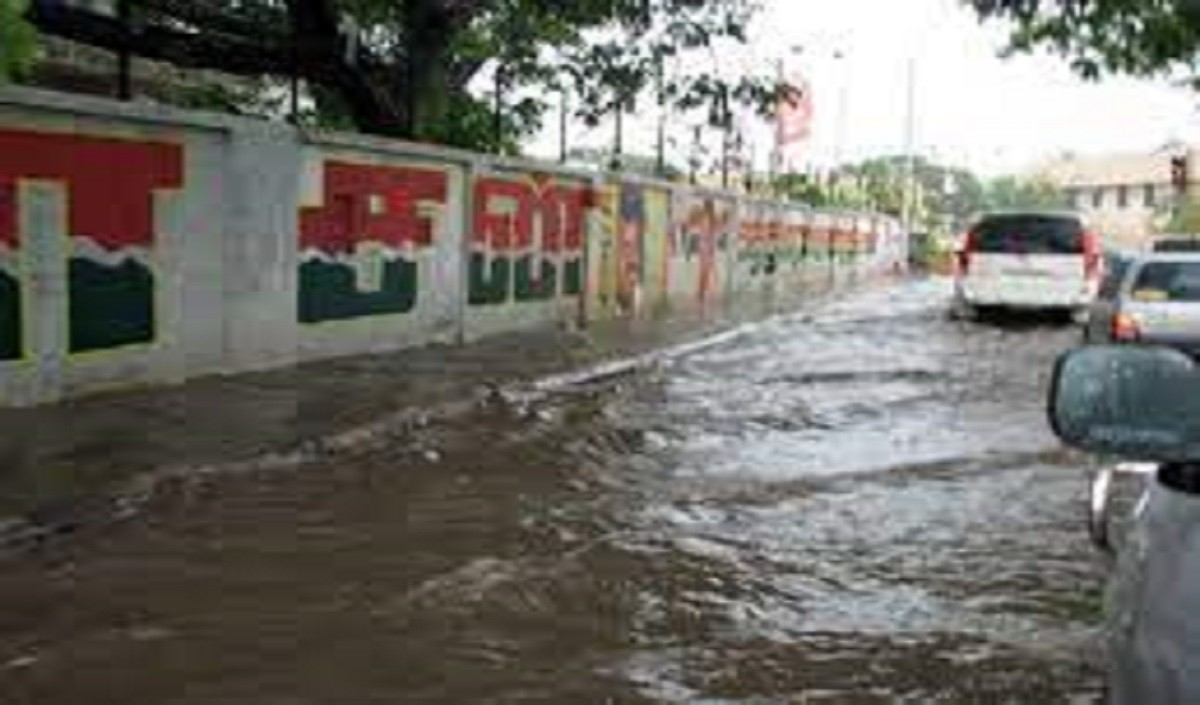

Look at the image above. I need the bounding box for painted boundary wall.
[0,86,906,407]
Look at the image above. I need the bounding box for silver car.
[1050,345,1200,703]
[1083,252,1200,356]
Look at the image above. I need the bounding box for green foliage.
[968,0,1200,83]
[1166,198,1200,233]
[566,147,685,178]
[0,0,37,82]
[779,155,1068,237]
[838,156,986,232]
[774,173,831,207]
[982,175,1068,211]
[24,0,766,152]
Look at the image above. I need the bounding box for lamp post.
[655,53,667,177]
[901,55,918,234]
[115,0,131,100]
[832,49,850,170]
[559,87,568,163]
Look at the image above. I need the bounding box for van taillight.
[1112,312,1140,341]
[1083,231,1101,279]
[957,231,978,275]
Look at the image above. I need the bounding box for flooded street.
[0,280,1106,704]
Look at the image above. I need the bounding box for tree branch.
[26,0,409,136]
[141,0,290,42]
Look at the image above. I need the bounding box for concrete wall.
[0,86,907,407]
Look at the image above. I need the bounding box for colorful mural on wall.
[590,183,671,318]
[299,160,448,324]
[0,129,182,355]
[809,213,833,263]
[830,215,862,262]
[783,208,810,271]
[672,194,735,308]
[738,203,783,280]
[470,174,588,306]
[640,187,671,313]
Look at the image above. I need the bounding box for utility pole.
[612,97,624,171]
[721,130,730,189]
[833,50,850,170]
[116,0,132,100]
[493,64,505,154]
[719,85,731,189]
[559,87,569,163]
[901,56,917,233]
[656,55,667,177]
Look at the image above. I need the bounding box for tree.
[0,0,37,82]
[1166,198,1200,233]
[25,0,770,152]
[981,175,1067,211]
[968,0,1200,84]
[835,156,987,233]
[565,147,685,179]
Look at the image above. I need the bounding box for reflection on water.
[0,281,1105,704]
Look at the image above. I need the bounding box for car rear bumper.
[956,284,1093,310]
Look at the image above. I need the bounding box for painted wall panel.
[465,167,589,338]
[0,129,183,355]
[0,87,907,407]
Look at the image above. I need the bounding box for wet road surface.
[0,280,1106,703]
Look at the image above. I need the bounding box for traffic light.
[1172,154,1189,192]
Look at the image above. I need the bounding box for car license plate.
[1003,268,1045,277]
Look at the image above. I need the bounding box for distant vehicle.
[1085,252,1200,358]
[1152,234,1200,253]
[952,211,1101,318]
[1049,345,1200,704]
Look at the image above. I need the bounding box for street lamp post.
[901,56,917,234]
[116,0,132,100]
[559,87,569,163]
[833,50,849,170]
[493,63,506,153]
[656,54,667,177]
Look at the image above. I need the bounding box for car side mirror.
[1049,345,1200,462]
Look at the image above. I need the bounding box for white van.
[952,211,1101,317]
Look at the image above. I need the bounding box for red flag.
[776,76,813,172]
[777,78,813,145]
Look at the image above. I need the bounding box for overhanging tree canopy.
[969,0,1200,84]
[25,0,772,151]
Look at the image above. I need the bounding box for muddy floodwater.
[0,280,1106,704]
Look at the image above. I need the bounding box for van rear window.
[972,215,1083,254]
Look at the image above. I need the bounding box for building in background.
[1034,145,1188,250]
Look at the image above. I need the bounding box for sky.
[524,0,1200,177]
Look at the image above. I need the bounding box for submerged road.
[0,279,1105,704]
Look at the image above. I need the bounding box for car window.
[1131,261,1200,302]
[972,215,1083,254]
